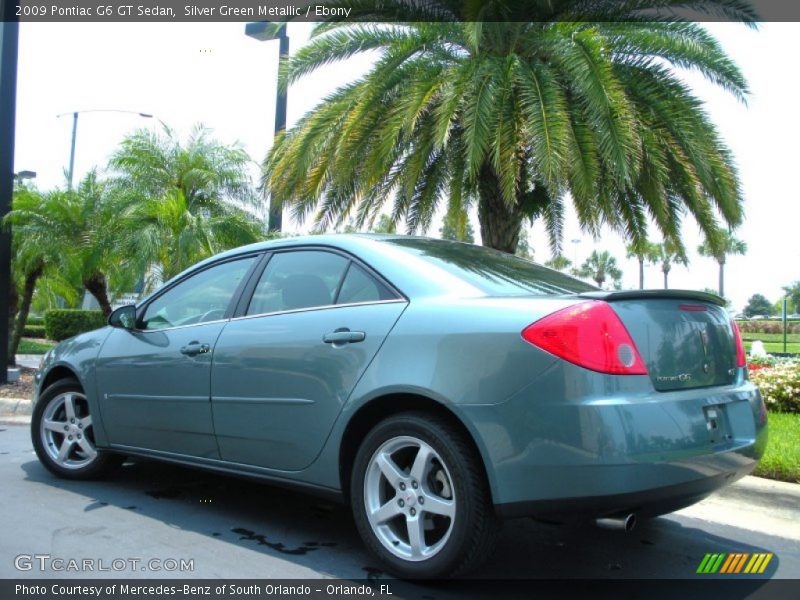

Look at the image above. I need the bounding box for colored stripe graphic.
[697,553,726,574]
[698,553,774,575]
[758,553,773,573]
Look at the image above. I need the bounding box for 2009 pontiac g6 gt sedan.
[32,235,767,578]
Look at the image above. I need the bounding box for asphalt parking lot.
[0,422,798,581]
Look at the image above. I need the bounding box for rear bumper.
[460,367,768,518]
[494,459,755,519]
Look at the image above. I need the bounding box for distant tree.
[626,239,660,290]
[698,230,747,298]
[574,250,622,289]
[515,229,534,260]
[744,294,773,318]
[372,214,397,234]
[439,208,474,243]
[544,255,572,272]
[783,281,800,313]
[701,287,732,308]
[656,240,688,289]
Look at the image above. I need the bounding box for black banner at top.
[6,0,800,23]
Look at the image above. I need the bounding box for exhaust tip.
[624,513,636,532]
[595,513,636,532]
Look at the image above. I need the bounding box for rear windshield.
[381,238,597,296]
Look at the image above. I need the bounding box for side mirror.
[108,305,137,330]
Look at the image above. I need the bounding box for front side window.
[247,250,349,315]
[141,257,256,330]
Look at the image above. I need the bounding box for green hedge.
[27,315,45,326]
[23,324,47,338]
[44,310,107,342]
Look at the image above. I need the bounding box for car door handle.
[323,329,366,345]
[180,342,210,356]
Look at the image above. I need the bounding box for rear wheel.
[351,412,498,578]
[31,379,123,480]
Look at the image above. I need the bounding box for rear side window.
[337,264,396,304]
[247,250,349,315]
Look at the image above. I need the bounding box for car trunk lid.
[578,290,737,391]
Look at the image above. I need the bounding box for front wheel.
[31,378,123,480]
[351,412,498,578]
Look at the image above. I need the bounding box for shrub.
[44,310,106,342]
[23,324,47,338]
[738,321,800,335]
[27,315,45,326]
[750,362,800,413]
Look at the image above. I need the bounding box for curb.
[0,397,32,417]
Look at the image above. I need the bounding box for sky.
[12,21,800,312]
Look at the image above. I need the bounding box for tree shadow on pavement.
[20,456,779,584]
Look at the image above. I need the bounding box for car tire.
[31,378,123,480]
[351,412,498,578]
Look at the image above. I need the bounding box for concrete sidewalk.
[15,354,41,369]
[676,474,800,540]
[0,396,31,416]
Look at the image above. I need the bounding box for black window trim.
[233,245,407,320]
[134,252,265,332]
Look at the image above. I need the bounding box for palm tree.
[698,230,747,298]
[8,172,138,319]
[574,250,622,289]
[264,1,751,255]
[626,239,661,290]
[656,241,688,289]
[4,187,74,362]
[109,125,263,283]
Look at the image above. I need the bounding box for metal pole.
[784,296,788,354]
[67,112,78,189]
[268,30,289,233]
[0,2,20,381]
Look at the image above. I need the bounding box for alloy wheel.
[39,391,98,470]
[363,435,456,561]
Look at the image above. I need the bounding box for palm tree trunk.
[718,259,725,298]
[638,258,644,289]
[477,165,523,254]
[9,263,44,365]
[663,268,669,290]
[83,271,113,318]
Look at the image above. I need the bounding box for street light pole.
[571,238,581,268]
[57,109,155,189]
[68,112,78,189]
[245,21,289,233]
[0,2,19,383]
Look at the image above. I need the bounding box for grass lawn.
[17,338,56,355]
[741,332,800,343]
[754,412,800,483]
[744,341,800,354]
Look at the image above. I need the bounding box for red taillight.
[521,301,648,375]
[731,320,746,368]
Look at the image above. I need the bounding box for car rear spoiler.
[576,289,726,307]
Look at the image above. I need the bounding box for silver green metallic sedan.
[32,235,767,578]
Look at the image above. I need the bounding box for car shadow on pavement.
[20,457,779,583]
